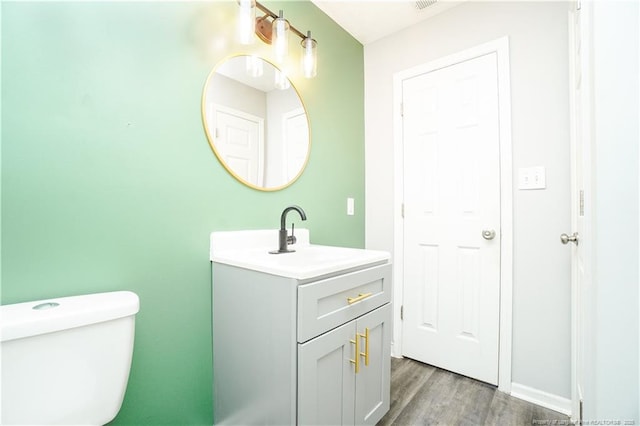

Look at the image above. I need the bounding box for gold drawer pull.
[350,336,360,373]
[347,292,373,305]
[359,328,370,366]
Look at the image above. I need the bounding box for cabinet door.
[355,304,391,425]
[298,321,356,426]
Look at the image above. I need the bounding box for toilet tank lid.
[0,291,140,343]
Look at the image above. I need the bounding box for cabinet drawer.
[297,263,391,343]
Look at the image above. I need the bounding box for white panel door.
[213,105,264,186]
[401,52,501,385]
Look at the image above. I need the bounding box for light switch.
[518,167,546,190]
[347,198,355,215]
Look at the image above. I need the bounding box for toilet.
[1,290,140,425]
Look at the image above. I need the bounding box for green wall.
[1,2,364,424]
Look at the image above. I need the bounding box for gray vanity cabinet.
[298,303,391,425]
[212,261,392,425]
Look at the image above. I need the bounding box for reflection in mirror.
[202,55,310,191]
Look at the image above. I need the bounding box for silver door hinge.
[400,305,404,320]
[579,399,583,423]
[401,203,405,219]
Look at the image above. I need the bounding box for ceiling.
[310,0,464,45]
[217,56,281,92]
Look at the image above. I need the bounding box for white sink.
[210,229,390,280]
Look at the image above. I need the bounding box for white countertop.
[210,229,390,280]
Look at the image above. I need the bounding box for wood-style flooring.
[378,357,571,426]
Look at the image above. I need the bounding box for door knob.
[560,232,579,245]
[482,229,496,240]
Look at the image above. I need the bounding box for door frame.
[568,2,594,422]
[392,37,514,392]
[567,6,581,421]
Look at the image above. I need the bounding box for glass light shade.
[274,69,291,90]
[301,31,317,78]
[237,0,256,45]
[246,55,264,77]
[272,10,290,63]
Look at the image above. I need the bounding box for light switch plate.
[347,198,355,215]
[518,167,546,190]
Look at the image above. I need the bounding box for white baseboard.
[390,341,402,358]
[510,382,572,416]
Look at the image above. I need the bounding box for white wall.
[588,0,639,421]
[364,1,572,398]
[208,73,266,119]
[265,88,304,187]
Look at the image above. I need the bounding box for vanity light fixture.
[237,0,256,45]
[301,31,317,78]
[272,10,290,63]
[237,1,318,78]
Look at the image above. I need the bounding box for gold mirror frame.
[201,54,311,191]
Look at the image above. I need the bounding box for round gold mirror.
[202,55,310,191]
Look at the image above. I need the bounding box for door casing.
[392,37,514,392]
[568,2,594,422]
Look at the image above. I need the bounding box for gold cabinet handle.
[358,328,369,366]
[350,336,360,374]
[347,292,373,305]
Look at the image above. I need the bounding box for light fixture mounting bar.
[256,1,307,40]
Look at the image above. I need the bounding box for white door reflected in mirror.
[202,55,311,191]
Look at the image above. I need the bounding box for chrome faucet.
[270,205,307,254]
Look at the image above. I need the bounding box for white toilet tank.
[1,291,140,425]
